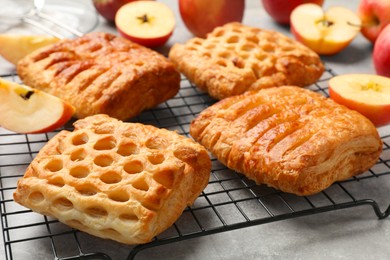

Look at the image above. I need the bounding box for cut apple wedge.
[329,74,390,127]
[0,34,60,65]
[115,1,175,48]
[0,78,75,134]
[290,4,361,55]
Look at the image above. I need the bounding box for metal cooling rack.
[1,67,390,260]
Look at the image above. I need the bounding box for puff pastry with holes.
[169,22,324,100]
[17,32,180,120]
[190,86,382,196]
[13,114,211,244]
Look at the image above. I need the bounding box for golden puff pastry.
[169,22,324,100]
[14,114,211,244]
[190,86,382,196]
[17,32,180,120]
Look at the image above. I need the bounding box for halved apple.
[329,74,390,127]
[290,4,361,55]
[0,34,60,65]
[0,78,75,134]
[115,1,175,48]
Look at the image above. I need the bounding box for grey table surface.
[1,0,390,259]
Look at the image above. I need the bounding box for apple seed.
[361,81,382,92]
[316,19,334,27]
[19,90,35,100]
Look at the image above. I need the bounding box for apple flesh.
[290,4,361,55]
[0,34,59,65]
[357,0,390,43]
[0,78,75,134]
[373,24,390,77]
[262,0,324,25]
[115,1,175,48]
[92,0,142,23]
[179,0,244,38]
[329,74,390,127]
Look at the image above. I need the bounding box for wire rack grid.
[1,67,390,260]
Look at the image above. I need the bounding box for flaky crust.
[17,32,180,120]
[190,86,382,196]
[14,114,211,244]
[169,22,324,100]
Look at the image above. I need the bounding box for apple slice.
[329,74,390,127]
[0,34,60,65]
[115,1,175,48]
[0,78,75,134]
[290,4,361,55]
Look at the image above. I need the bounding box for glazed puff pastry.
[14,114,211,244]
[190,86,382,196]
[169,22,324,100]
[17,32,180,120]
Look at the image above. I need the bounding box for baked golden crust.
[190,86,382,196]
[17,32,181,120]
[169,22,324,100]
[14,114,211,244]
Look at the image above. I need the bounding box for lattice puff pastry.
[17,32,180,120]
[169,22,324,100]
[14,114,211,244]
[190,86,382,196]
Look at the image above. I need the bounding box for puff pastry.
[14,114,211,244]
[169,22,324,100]
[17,32,180,120]
[190,86,382,196]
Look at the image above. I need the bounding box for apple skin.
[329,74,390,127]
[262,0,324,25]
[92,0,144,22]
[0,78,75,134]
[179,0,244,38]
[357,0,390,43]
[290,4,361,55]
[373,24,390,77]
[115,1,175,48]
[117,27,173,48]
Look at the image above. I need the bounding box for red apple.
[179,0,244,38]
[373,24,390,77]
[115,1,175,48]
[0,78,75,134]
[92,0,142,22]
[290,4,361,55]
[357,0,390,43]
[329,74,390,127]
[262,0,324,25]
